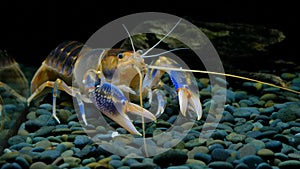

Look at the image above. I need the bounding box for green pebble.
[260,93,277,101]
[281,73,296,80]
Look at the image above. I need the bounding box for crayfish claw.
[103,111,142,136]
[178,88,188,117]
[190,92,202,120]
[127,102,157,122]
[178,87,202,120]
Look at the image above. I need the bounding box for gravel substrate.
[0,71,300,169]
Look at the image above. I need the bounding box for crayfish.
[1,19,299,138]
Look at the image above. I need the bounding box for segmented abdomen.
[45,41,84,77]
[0,49,29,97]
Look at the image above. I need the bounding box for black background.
[0,1,299,67]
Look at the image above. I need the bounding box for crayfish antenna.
[147,65,300,95]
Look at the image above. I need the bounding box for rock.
[184,138,206,149]
[82,157,96,165]
[61,150,74,158]
[226,132,246,143]
[234,122,254,133]
[276,105,299,122]
[233,109,251,119]
[257,149,274,159]
[39,150,61,164]
[211,148,230,161]
[208,161,233,169]
[8,135,26,146]
[235,162,249,169]
[254,131,277,139]
[74,135,91,148]
[63,157,81,168]
[240,155,264,169]
[265,141,282,152]
[260,93,277,101]
[1,162,22,169]
[194,152,211,164]
[188,146,209,159]
[29,162,47,169]
[220,111,235,123]
[288,153,300,160]
[256,162,272,169]
[290,127,300,134]
[10,142,32,151]
[278,160,300,169]
[281,73,296,80]
[130,162,157,169]
[153,149,188,167]
[108,159,123,168]
[34,126,56,137]
[35,139,52,149]
[239,144,257,158]
[15,156,30,168]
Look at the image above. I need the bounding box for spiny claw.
[178,87,202,120]
[126,102,157,123]
[190,91,202,120]
[103,110,142,136]
[102,101,156,136]
[178,88,188,116]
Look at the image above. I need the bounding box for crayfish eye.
[137,49,143,55]
[117,53,124,59]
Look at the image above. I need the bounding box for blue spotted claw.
[83,70,156,135]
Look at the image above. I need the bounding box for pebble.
[240,155,263,169]
[278,160,300,169]
[153,149,188,167]
[130,162,158,169]
[208,161,233,169]
[15,156,30,168]
[63,156,81,167]
[226,132,246,143]
[239,144,257,158]
[265,140,282,152]
[257,149,274,158]
[211,148,230,161]
[39,150,61,163]
[194,152,211,164]
[73,135,91,148]
[29,162,47,169]
[256,162,272,169]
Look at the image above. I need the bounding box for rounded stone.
[265,141,282,152]
[256,162,272,169]
[278,160,300,169]
[239,144,257,158]
[208,161,233,169]
[153,149,188,167]
[29,162,47,169]
[194,152,211,164]
[108,159,123,168]
[260,93,277,101]
[288,153,300,160]
[226,132,246,143]
[257,149,274,158]
[240,155,263,169]
[63,157,81,167]
[39,150,61,163]
[235,162,249,169]
[74,135,91,148]
[211,148,229,161]
[15,156,30,168]
[8,135,27,146]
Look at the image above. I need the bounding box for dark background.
[0,1,298,67]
